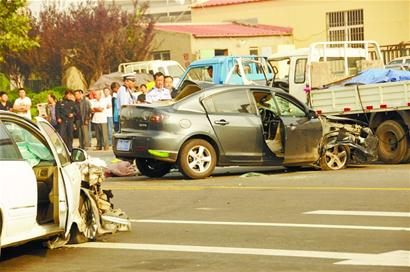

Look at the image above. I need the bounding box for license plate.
[116,139,131,151]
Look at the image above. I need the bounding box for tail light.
[149,113,168,123]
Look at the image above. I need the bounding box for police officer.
[56,90,78,151]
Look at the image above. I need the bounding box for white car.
[385,56,410,70]
[0,112,98,254]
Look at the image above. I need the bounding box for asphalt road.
[1,159,409,272]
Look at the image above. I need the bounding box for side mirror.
[71,148,88,162]
[307,109,317,119]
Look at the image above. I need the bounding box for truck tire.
[376,120,408,164]
[178,139,217,179]
[135,158,171,178]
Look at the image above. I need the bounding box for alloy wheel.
[324,145,348,170]
[186,145,212,173]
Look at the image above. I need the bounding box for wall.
[192,0,410,48]
[190,35,294,58]
[151,30,193,68]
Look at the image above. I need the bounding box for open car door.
[35,117,81,236]
[273,94,323,165]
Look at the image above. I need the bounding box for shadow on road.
[0,241,47,262]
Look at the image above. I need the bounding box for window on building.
[327,9,364,42]
[249,47,259,56]
[152,50,171,60]
[214,49,228,56]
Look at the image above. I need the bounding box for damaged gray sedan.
[114,84,378,179]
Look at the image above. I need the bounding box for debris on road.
[240,172,266,178]
[105,161,138,177]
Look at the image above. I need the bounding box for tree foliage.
[1,0,155,88]
[0,0,39,62]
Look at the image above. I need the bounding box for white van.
[118,60,185,86]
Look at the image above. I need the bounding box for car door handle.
[214,119,230,126]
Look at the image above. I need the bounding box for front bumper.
[113,131,179,163]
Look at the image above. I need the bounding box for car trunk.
[119,103,172,131]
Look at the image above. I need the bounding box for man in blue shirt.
[117,73,136,110]
[146,72,172,103]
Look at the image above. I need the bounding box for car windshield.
[168,65,185,78]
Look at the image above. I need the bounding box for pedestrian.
[137,84,148,103]
[117,73,136,109]
[56,90,78,151]
[103,87,113,146]
[110,82,121,132]
[87,89,96,147]
[13,88,32,119]
[0,91,13,111]
[46,93,58,129]
[74,89,92,150]
[91,90,109,151]
[164,76,178,98]
[146,72,172,103]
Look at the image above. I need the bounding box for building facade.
[192,0,410,48]
[152,22,293,67]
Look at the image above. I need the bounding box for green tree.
[0,0,39,62]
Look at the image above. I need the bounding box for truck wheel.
[178,139,216,179]
[70,194,97,244]
[376,120,408,164]
[320,145,349,170]
[135,158,171,178]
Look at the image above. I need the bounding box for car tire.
[178,139,217,179]
[135,158,171,178]
[69,194,98,244]
[376,120,408,164]
[320,144,349,171]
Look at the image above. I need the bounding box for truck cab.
[177,56,273,89]
[268,41,384,104]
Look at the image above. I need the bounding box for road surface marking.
[67,243,410,267]
[130,219,410,232]
[104,185,410,192]
[305,210,410,218]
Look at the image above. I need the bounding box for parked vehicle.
[0,112,128,254]
[176,56,273,89]
[113,84,378,179]
[385,56,410,71]
[118,60,185,87]
[269,41,410,164]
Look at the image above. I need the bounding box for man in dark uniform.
[0,91,13,111]
[56,90,78,151]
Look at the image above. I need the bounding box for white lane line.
[129,219,410,232]
[66,243,410,267]
[304,210,410,218]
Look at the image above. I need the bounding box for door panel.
[208,113,264,161]
[282,116,323,164]
[0,161,37,245]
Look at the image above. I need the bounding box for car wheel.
[135,158,171,178]
[320,145,349,170]
[70,194,98,244]
[376,120,408,164]
[178,139,217,179]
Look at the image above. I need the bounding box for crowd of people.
[0,72,177,152]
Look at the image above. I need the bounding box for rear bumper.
[113,131,179,163]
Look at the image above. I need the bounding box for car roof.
[198,84,287,97]
[0,111,39,128]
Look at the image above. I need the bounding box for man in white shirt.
[91,90,109,151]
[117,73,136,110]
[13,88,32,119]
[146,72,172,103]
[103,87,113,146]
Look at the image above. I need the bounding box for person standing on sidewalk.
[56,90,78,151]
[117,73,136,109]
[110,82,121,132]
[91,90,109,151]
[74,89,92,150]
[13,88,32,119]
[103,87,113,146]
